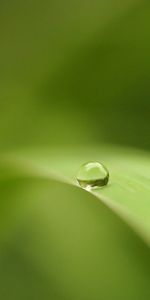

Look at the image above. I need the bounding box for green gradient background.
[0,1,150,300]
[0,0,150,150]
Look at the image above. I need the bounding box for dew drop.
[76,161,109,190]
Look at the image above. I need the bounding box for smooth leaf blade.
[0,177,150,300]
[0,145,150,245]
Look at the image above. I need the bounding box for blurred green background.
[0,0,150,150]
[0,1,150,300]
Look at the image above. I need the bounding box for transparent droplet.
[76,161,109,190]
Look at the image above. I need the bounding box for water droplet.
[76,161,109,190]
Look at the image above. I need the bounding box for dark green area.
[0,0,150,150]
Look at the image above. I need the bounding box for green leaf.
[1,144,150,245]
[0,145,150,300]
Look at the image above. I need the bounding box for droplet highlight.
[76,161,109,190]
